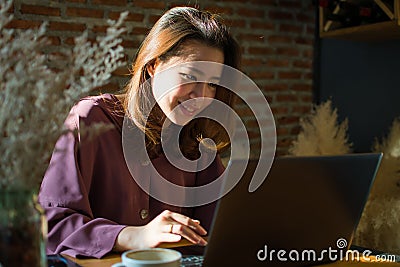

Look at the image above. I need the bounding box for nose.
[188,82,210,99]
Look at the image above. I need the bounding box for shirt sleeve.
[38,100,126,258]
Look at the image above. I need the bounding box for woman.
[39,6,241,258]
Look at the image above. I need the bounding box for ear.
[146,58,160,78]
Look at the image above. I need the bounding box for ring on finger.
[169,224,173,233]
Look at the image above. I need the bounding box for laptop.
[182,153,382,267]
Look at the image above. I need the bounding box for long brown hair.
[123,6,241,159]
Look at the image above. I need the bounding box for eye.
[180,73,197,81]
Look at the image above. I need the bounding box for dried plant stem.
[0,0,127,192]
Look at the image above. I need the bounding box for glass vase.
[0,190,47,267]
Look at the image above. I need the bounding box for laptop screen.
[203,153,382,267]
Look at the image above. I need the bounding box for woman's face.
[147,40,224,125]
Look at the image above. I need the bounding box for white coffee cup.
[112,248,182,267]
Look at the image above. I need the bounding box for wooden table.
[64,239,195,267]
[65,239,400,267]
[66,254,400,267]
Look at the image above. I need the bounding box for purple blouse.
[38,94,224,258]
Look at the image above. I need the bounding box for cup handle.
[111,263,126,267]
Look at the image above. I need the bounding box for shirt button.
[141,159,150,166]
[140,209,149,220]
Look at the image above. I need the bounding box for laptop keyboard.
[180,255,204,267]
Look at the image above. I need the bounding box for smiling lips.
[178,100,199,116]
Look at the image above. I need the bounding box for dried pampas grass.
[0,0,127,192]
[289,100,352,156]
[373,118,400,158]
[354,118,400,254]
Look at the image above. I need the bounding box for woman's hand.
[113,210,208,252]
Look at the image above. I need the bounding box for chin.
[168,116,192,126]
[165,108,195,126]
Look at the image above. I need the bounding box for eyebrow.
[184,66,221,81]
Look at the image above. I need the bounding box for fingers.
[160,210,208,246]
[116,212,207,251]
[171,223,207,246]
[159,232,182,243]
[167,211,207,236]
[161,223,174,234]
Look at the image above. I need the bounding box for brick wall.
[6,0,315,156]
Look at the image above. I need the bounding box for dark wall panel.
[320,39,400,152]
